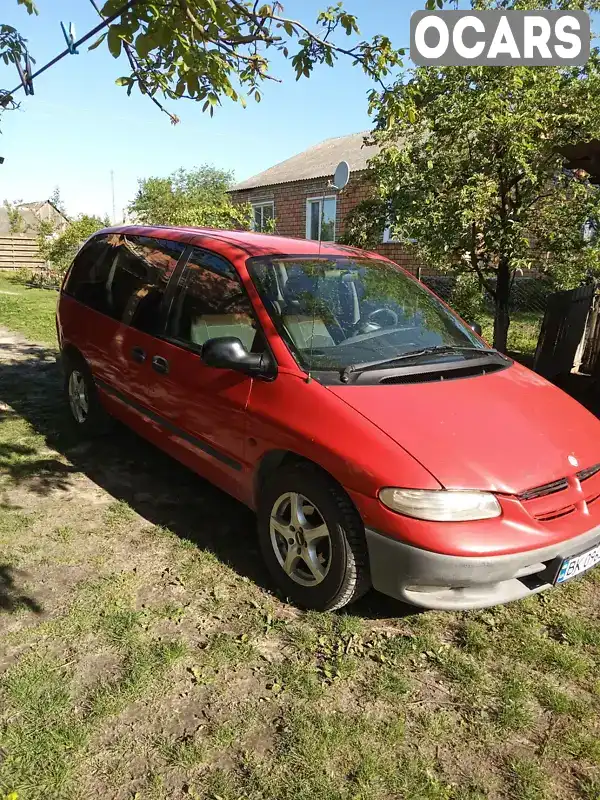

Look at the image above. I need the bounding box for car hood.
[327,362,600,495]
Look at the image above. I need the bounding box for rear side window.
[166,247,258,352]
[64,234,185,332]
[64,236,113,310]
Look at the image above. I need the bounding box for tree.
[1,1,402,124]
[38,214,110,275]
[345,0,600,351]
[49,186,67,216]
[128,164,252,229]
[3,199,24,233]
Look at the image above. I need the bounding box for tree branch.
[180,0,270,67]
[470,223,497,301]
[89,0,180,124]
[226,0,393,91]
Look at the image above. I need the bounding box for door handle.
[131,346,146,363]
[151,355,169,375]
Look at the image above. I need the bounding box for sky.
[0,1,419,220]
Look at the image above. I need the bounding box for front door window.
[167,247,258,352]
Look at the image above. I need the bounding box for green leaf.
[17,0,37,15]
[87,32,107,51]
[135,32,154,59]
[115,76,130,86]
[187,73,200,96]
[107,26,123,58]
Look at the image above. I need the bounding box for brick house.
[228,132,424,275]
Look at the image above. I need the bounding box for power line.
[3,0,140,101]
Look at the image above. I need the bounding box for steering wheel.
[344,306,400,339]
[366,306,399,328]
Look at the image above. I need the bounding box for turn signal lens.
[379,488,501,521]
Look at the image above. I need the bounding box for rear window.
[64,234,185,332]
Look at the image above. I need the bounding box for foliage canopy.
[2,0,402,124]
[345,0,600,350]
[128,165,251,229]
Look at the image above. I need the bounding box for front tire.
[63,353,113,437]
[257,462,371,611]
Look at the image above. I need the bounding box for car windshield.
[247,255,486,371]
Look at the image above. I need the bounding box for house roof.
[0,200,68,235]
[229,131,378,192]
[0,205,41,235]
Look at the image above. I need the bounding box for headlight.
[379,488,501,521]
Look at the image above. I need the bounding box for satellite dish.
[332,160,350,190]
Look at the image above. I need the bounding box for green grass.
[1,279,600,800]
[0,273,58,346]
[480,309,543,357]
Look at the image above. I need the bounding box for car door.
[60,234,125,389]
[99,233,188,419]
[142,246,260,501]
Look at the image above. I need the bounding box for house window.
[306,197,336,242]
[383,226,416,245]
[383,226,398,243]
[252,201,274,232]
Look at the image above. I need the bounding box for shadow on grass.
[0,441,78,495]
[0,337,415,620]
[0,564,42,614]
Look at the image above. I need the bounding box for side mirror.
[470,322,483,336]
[201,337,274,378]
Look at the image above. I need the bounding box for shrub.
[38,215,109,278]
[450,273,486,320]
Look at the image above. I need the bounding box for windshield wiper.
[340,345,499,382]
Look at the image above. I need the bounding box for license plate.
[556,542,600,584]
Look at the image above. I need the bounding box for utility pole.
[110,169,116,224]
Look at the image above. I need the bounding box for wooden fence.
[576,293,600,378]
[0,236,43,270]
[534,284,596,379]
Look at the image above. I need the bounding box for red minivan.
[57,226,600,612]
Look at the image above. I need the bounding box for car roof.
[97,224,375,260]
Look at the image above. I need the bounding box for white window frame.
[306,196,337,242]
[383,225,402,243]
[251,201,274,232]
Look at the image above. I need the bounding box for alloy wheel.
[269,491,332,586]
[68,369,89,424]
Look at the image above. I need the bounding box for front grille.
[518,478,569,502]
[577,463,600,481]
[534,504,577,522]
[518,463,600,524]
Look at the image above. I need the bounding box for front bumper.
[365,523,600,611]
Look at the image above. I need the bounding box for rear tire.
[63,352,113,437]
[257,462,371,611]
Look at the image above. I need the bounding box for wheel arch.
[60,341,86,367]
[253,449,345,509]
